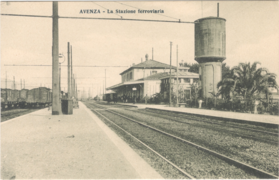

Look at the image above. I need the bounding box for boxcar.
[1,89,17,109]
[38,87,51,107]
[19,89,29,108]
[26,88,36,107]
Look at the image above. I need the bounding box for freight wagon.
[1,87,52,110]
[1,88,19,109]
[18,89,28,108]
[26,87,52,108]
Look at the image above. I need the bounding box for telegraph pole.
[13,76,15,100]
[52,1,61,115]
[6,72,7,101]
[105,69,106,93]
[71,45,73,98]
[72,74,75,98]
[176,45,179,106]
[68,42,71,98]
[13,76,15,90]
[169,42,172,106]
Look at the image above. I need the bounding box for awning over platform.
[105,90,116,94]
[107,80,144,90]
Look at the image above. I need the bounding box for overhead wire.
[4,64,128,67]
[1,14,195,23]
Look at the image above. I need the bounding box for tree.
[182,62,199,74]
[217,62,277,111]
[183,62,230,77]
[222,63,231,78]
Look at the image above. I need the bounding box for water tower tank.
[195,17,226,63]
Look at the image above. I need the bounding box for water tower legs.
[199,62,222,98]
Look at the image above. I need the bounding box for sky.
[1,1,279,97]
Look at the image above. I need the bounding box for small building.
[160,67,199,99]
[106,55,176,102]
[107,55,199,102]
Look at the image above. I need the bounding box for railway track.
[122,108,279,145]
[86,101,279,179]
[1,108,40,123]
[95,101,279,135]
[145,108,279,135]
[94,102,278,145]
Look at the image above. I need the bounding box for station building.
[106,55,199,101]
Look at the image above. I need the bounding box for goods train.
[1,87,52,110]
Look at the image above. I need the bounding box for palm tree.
[217,62,277,111]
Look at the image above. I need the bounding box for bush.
[270,103,279,115]
[257,103,266,114]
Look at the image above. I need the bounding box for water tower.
[194,7,226,98]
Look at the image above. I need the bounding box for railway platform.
[117,102,279,125]
[1,103,162,179]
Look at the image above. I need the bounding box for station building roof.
[120,59,176,75]
[106,80,145,90]
[138,71,199,81]
[107,71,199,90]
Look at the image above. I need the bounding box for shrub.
[270,103,279,115]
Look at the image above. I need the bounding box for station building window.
[152,71,157,75]
[184,78,190,83]
[193,78,199,83]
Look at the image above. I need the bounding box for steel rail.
[126,108,279,144]
[93,103,278,179]
[89,104,195,179]
[145,108,279,136]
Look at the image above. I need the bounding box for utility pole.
[76,84,78,99]
[59,64,61,97]
[20,79,22,89]
[13,76,15,100]
[152,47,153,60]
[169,42,172,106]
[6,72,7,102]
[105,69,106,93]
[68,42,71,98]
[176,45,179,106]
[52,1,61,115]
[73,75,75,98]
[13,76,15,90]
[71,45,73,98]
[103,80,104,98]
[23,79,25,89]
[72,74,74,98]
[5,72,7,89]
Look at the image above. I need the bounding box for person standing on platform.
[133,95,136,104]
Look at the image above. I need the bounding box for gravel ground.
[1,108,40,122]
[109,107,279,176]
[145,109,279,133]
[86,102,259,179]
[136,109,278,144]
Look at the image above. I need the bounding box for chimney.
[132,63,135,66]
[145,54,149,61]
